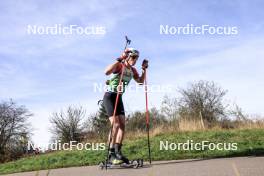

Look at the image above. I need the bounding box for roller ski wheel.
[131,159,143,168]
[137,159,143,167]
[131,160,139,169]
[98,161,105,170]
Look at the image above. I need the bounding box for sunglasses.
[130,55,139,60]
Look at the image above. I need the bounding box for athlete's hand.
[117,50,128,62]
[121,48,132,59]
[142,59,149,70]
[116,57,124,62]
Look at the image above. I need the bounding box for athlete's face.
[128,56,138,66]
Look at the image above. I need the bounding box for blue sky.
[1,0,264,146]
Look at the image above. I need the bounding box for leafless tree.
[50,106,86,143]
[0,100,32,162]
[228,104,247,121]
[178,80,227,124]
[161,95,178,120]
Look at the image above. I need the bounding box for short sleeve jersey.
[107,63,139,93]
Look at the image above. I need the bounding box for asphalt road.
[5,156,264,176]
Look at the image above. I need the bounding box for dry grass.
[83,118,264,142]
[178,118,205,131]
[124,118,264,140]
[125,129,146,139]
[125,126,169,140]
[235,119,264,129]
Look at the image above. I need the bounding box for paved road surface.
[5,156,264,176]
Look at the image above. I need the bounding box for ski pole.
[124,36,131,50]
[144,67,152,164]
[105,36,131,169]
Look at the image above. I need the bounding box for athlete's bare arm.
[105,61,120,75]
[134,69,146,84]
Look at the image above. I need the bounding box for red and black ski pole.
[143,61,152,164]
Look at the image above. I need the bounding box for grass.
[0,128,264,175]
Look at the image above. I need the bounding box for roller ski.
[99,143,143,169]
[99,159,143,169]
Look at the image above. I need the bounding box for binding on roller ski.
[98,36,151,170]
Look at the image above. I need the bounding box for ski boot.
[114,143,130,164]
[109,147,124,165]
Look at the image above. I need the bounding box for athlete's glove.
[116,57,123,62]
[116,48,132,62]
[116,53,127,62]
[142,59,149,70]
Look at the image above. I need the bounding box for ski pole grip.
[142,59,149,69]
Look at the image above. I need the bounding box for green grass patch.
[0,129,264,175]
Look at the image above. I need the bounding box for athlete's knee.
[120,124,125,131]
[113,121,121,130]
[118,115,125,131]
[119,121,125,131]
[109,116,119,124]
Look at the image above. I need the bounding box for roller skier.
[102,46,149,166]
